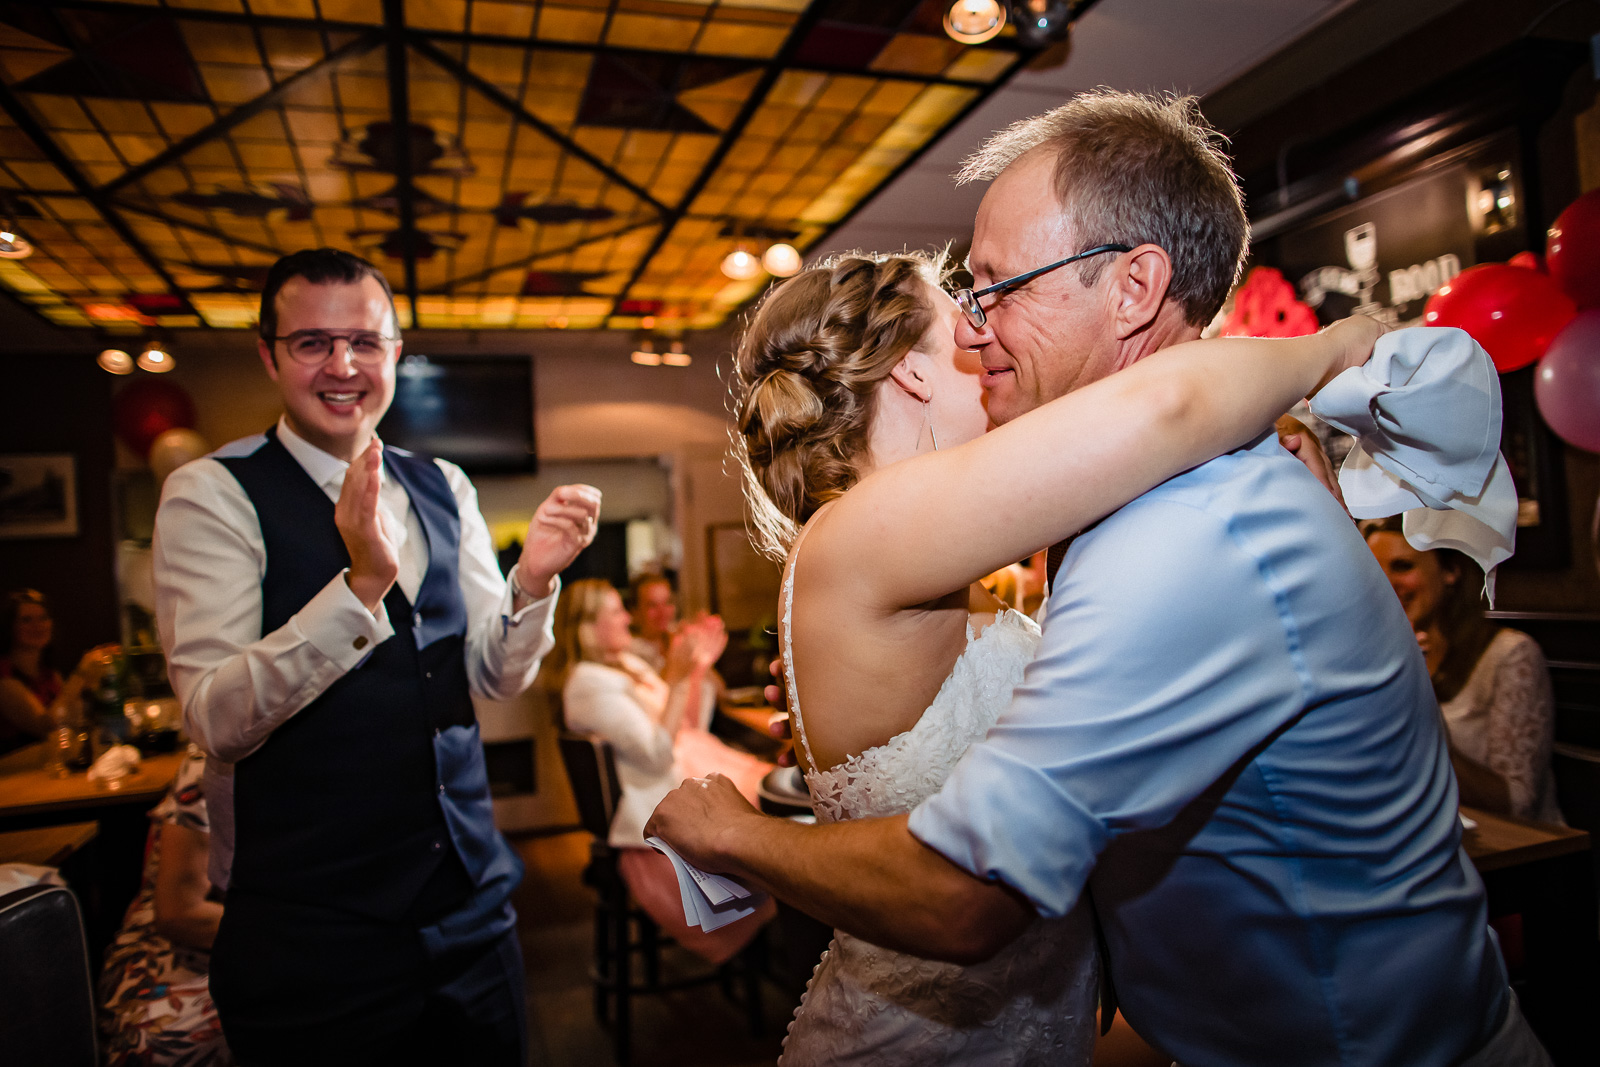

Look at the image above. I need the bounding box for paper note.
[646,836,768,932]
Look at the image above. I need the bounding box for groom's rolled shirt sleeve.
[908,493,1312,918]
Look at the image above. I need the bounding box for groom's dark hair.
[958,90,1248,328]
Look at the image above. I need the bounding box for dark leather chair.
[0,883,98,1067]
[1552,742,1600,834]
[557,730,764,1064]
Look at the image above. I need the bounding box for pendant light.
[762,242,802,278]
[944,0,1007,45]
[137,339,175,373]
[98,348,134,375]
[720,246,761,281]
[1010,0,1073,48]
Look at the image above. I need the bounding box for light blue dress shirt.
[908,431,1508,1067]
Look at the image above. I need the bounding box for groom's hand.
[647,774,764,874]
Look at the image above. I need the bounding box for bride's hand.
[1276,415,1345,510]
[646,773,763,874]
[1312,314,1386,396]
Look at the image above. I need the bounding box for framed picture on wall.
[0,453,78,539]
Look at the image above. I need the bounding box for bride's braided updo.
[733,250,943,559]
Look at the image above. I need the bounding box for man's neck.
[1114,314,1204,370]
[279,416,371,464]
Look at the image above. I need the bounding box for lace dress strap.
[780,509,830,776]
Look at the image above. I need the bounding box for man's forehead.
[274,276,395,328]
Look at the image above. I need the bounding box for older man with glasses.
[651,91,1546,1066]
[153,248,600,1065]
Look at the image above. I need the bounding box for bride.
[723,250,1378,1065]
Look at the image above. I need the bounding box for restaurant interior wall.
[1213,0,1600,614]
[0,352,120,668]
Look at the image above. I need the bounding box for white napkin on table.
[86,744,141,784]
[1311,326,1518,604]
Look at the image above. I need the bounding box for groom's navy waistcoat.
[218,427,519,934]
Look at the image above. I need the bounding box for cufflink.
[353,636,369,650]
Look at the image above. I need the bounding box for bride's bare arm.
[646,774,1028,964]
[826,317,1380,610]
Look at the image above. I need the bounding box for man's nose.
[323,341,359,375]
[954,310,992,351]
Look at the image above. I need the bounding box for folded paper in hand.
[646,836,768,932]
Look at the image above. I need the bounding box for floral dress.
[98,747,234,1066]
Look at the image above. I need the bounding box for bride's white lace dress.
[778,553,1099,1066]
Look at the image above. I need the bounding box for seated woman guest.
[1365,518,1562,822]
[0,589,117,755]
[628,572,678,674]
[99,745,233,1065]
[550,579,773,962]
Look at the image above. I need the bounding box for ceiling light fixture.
[762,242,802,278]
[720,247,761,281]
[98,348,134,375]
[662,340,691,367]
[944,0,1007,45]
[137,339,175,373]
[0,229,33,259]
[631,340,661,366]
[1010,0,1073,48]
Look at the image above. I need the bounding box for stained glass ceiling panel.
[0,0,1055,332]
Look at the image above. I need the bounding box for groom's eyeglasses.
[952,244,1133,330]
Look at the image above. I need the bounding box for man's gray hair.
[958,90,1248,326]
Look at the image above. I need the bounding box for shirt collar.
[276,416,385,491]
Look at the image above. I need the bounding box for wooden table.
[0,821,98,867]
[1461,806,1596,1064]
[717,702,782,738]
[0,744,186,960]
[0,744,186,832]
[1461,804,1592,871]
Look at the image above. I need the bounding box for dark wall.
[1216,16,1600,613]
[0,352,120,668]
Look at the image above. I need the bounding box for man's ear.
[888,350,932,403]
[1107,244,1174,340]
[257,337,280,380]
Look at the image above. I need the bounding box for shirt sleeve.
[440,460,558,701]
[153,458,393,763]
[908,496,1312,917]
[563,665,676,773]
[1480,633,1556,821]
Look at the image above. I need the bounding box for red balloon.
[1546,188,1600,310]
[1507,251,1543,272]
[1423,263,1576,372]
[1535,310,1600,452]
[113,378,196,456]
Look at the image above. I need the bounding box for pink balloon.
[1535,309,1600,452]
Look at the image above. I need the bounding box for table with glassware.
[0,734,189,960]
[0,743,187,833]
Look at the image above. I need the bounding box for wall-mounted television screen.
[378,355,536,474]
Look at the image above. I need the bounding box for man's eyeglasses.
[271,329,399,366]
[952,243,1133,330]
